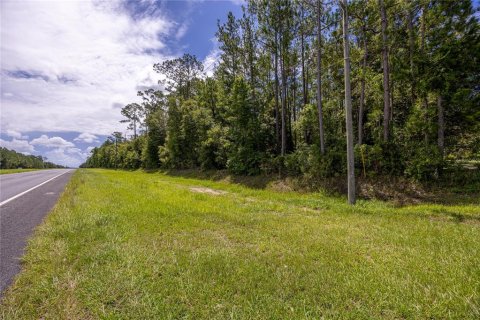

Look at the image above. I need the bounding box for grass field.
[1,169,479,319]
[0,168,40,175]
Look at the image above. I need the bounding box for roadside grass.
[0,169,40,175]
[1,169,479,319]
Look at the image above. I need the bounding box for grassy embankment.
[0,169,40,175]
[1,169,479,319]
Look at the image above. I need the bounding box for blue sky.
[0,0,243,167]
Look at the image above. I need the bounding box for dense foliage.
[83,0,479,183]
[0,147,66,169]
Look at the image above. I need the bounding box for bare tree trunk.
[342,0,356,205]
[300,6,308,106]
[316,0,325,154]
[133,119,137,139]
[420,3,429,144]
[407,0,415,106]
[274,32,280,152]
[293,70,297,148]
[390,77,394,123]
[379,0,391,142]
[301,8,308,106]
[280,47,287,156]
[358,25,367,145]
[306,55,309,105]
[437,95,444,156]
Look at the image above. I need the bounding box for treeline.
[0,147,66,169]
[83,0,479,185]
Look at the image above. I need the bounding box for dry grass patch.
[189,187,228,195]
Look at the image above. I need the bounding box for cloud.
[228,0,246,5]
[175,23,189,40]
[0,133,95,167]
[30,135,75,149]
[203,39,221,77]
[44,147,86,168]
[74,132,99,144]
[6,129,28,140]
[0,138,35,154]
[0,0,174,136]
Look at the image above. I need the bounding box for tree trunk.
[437,95,444,156]
[342,0,356,205]
[274,32,280,152]
[316,0,325,154]
[301,12,308,106]
[358,25,367,145]
[133,119,137,139]
[421,3,429,144]
[248,26,256,101]
[293,69,297,148]
[280,46,287,156]
[379,0,391,142]
[407,0,415,106]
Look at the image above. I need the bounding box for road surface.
[0,169,74,295]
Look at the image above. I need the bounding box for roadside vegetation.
[0,168,41,175]
[82,0,479,204]
[1,169,479,319]
[0,147,65,170]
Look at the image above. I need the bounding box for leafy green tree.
[226,77,264,175]
[120,103,143,139]
[153,53,203,100]
[83,0,480,187]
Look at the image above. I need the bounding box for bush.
[404,145,443,181]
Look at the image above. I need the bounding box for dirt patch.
[429,215,480,226]
[190,187,228,196]
[268,179,295,192]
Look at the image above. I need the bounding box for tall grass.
[0,169,40,175]
[1,169,479,319]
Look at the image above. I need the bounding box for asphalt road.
[0,169,74,295]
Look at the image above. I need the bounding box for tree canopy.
[83,0,480,189]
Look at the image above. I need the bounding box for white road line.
[0,170,71,207]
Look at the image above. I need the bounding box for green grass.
[1,169,479,319]
[0,168,40,175]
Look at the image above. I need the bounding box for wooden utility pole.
[341,0,356,205]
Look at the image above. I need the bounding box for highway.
[0,169,74,295]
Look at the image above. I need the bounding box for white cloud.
[44,148,85,168]
[30,135,75,149]
[203,38,221,77]
[6,129,28,140]
[0,138,35,154]
[228,0,246,5]
[0,134,93,167]
[175,23,189,40]
[74,132,99,144]
[0,0,173,136]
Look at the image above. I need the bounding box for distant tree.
[120,103,143,139]
[0,147,65,169]
[153,53,204,100]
